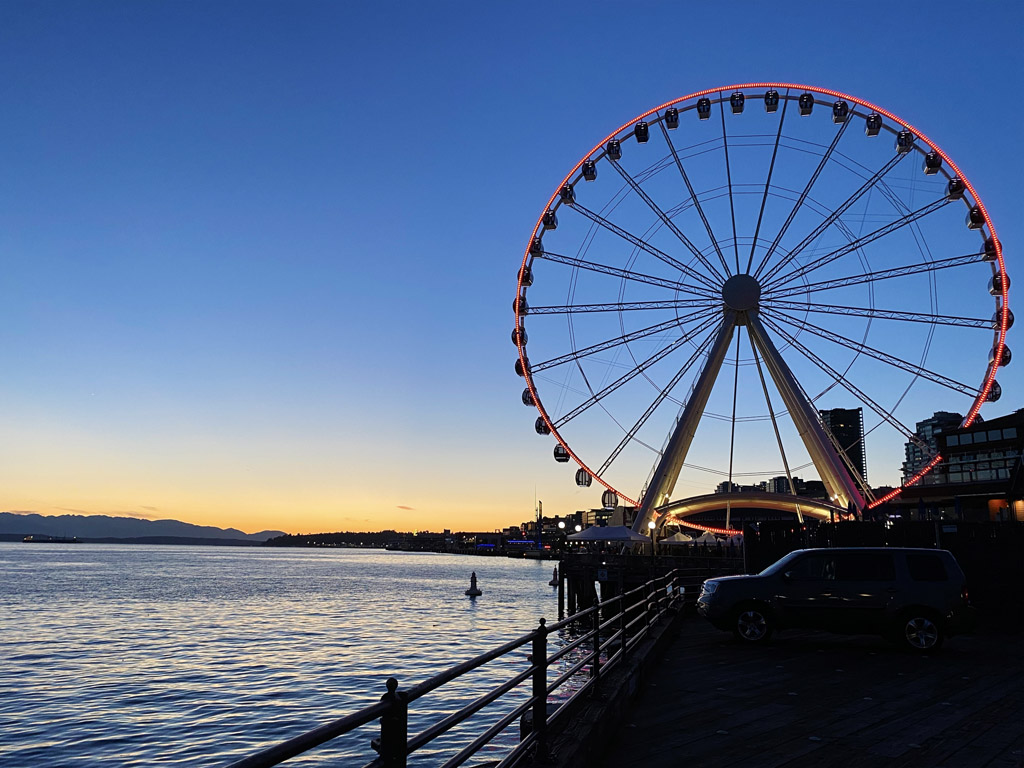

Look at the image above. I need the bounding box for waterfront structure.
[890,409,1024,521]
[513,83,1008,535]
[903,411,964,482]
[819,407,867,483]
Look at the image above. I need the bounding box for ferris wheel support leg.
[632,312,737,533]
[745,312,866,514]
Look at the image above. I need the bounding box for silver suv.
[697,547,974,651]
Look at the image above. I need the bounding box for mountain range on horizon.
[0,511,285,542]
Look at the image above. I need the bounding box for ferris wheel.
[513,82,1009,533]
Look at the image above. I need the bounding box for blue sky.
[0,1,1021,533]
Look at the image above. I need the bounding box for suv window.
[786,553,833,580]
[906,553,948,581]
[832,552,896,581]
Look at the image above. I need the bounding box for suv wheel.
[733,605,774,644]
[899,611,944,652]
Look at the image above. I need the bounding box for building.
[819,407,867,483]
[903,411,965,482]
[767,475,799,494]
[580,505,633,528]
[888,409,1024,522]
[715,481,767,494]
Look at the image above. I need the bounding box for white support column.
[632,312,738,532]
[745,311,866,512]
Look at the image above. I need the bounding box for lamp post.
[647,520,656,559]
[557,520,565,554]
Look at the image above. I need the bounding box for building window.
[947,435,959,446]
[1005,427,1018,439]
[989,430,1003,442]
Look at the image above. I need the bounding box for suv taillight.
[961,585,969,603]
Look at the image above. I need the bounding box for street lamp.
[575,524,582,532]
[647,520,656,559]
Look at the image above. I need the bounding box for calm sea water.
[0,544,570,767]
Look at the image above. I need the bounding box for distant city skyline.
[0,2,1020,534]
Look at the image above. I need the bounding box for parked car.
[697,547,974,651]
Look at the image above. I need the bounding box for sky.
[0,1,1021,535]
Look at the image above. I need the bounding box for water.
[0,544,567,767]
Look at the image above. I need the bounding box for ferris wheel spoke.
[719,96,740,272]
[767,309,979,397]
[551,316,719,430]
[767,195,954,290]
[659,121,732,278]
[567,201,721,291]
[606,158,727,286]
[761,141,906,286]
[759,314,935,452]
[527,298,718,315]
[530,309,712,373]
[534,249,715,298]
[752,119,851,279]
[762,299,991,329]
[595,325,720,475]
[746,96,789,274]
[765,250,984,299]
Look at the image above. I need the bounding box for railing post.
[557,562,565,620]
[645,582,653,632]
[532,618,549,755]
[378,677,407,768]
[590,598,601,686]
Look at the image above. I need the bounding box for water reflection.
[1,544,560,766]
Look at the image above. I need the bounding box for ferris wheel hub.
[722,273,762,312]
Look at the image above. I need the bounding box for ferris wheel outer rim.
[515,81,1008,511]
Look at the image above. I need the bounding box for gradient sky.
[1,1,1021,535]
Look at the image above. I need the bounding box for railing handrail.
[224,568,686,768]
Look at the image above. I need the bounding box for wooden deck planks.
[600,620,1023,768]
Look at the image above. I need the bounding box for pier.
[595,621,1024,768]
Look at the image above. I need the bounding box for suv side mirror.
[783,571,795,582]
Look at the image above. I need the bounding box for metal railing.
[224,569,683,768]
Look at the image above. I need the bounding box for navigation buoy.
[465,572,482,597]
[548,567,558,587]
